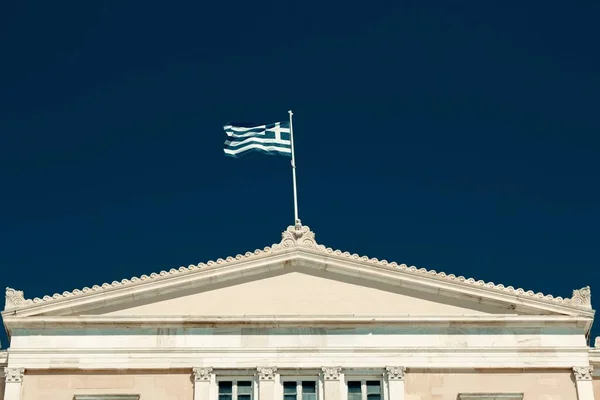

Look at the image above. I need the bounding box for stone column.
[573,367,594,400]
[193,367,213,400]
[257,367,278,400]
[3,368,24,400]
[385,367,406,400]
[321,367,342,400]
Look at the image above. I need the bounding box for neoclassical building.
[1,222,599,400]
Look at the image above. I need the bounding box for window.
[458,394,523,400]
[74,396,140,400]
[347,381,381,400]
[219,380,254,400]
[282,381,318,400]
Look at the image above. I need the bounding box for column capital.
[4,367,24,383]
[257,367,277,381]
[573,366,593,381]
[193,367,213,382]
[321,367,342,381]
[385,366,406,381]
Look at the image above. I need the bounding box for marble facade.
[1,222,598,399]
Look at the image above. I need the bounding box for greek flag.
[223,122,292,157]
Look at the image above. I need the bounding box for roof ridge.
[3,221,593,311]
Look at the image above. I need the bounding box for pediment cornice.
[2,221,594,320]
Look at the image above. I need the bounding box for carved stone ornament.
[573,366,593,381]
[192,367,213,382]
[595,336,600,348]
[257,367,277,381]
[321,367,342,381]
[385,366,406,381]
[273,220,317,251]
[571,286,591,307]
[4,367,24,383]
[5,288,26,309]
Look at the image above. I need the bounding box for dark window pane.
[302,382,316,394]
[220,395,233,400]
[348,381,362,400]
[219,382,233,394]
[239,395,251,400]
[348,382,362,394]
[283,382,297,394]
[284,395,297,400]
[366,382,380,394]
[302,382,317,400]
[238,382,253,395]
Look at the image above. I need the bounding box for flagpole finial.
[288,110,293,116]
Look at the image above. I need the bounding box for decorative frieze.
[572,366,593,381]
[257,367,277,381]
[321,367,342,381]
[4,367,24,383]
[193,367,213,382]
[385,366,406,381]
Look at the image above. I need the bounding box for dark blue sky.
[1,1,598,346]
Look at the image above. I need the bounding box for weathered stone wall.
[22,371,193,400]
[405,370,576,400]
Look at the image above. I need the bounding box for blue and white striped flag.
[223,122,292,157]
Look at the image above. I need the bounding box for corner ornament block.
[257,367,277,381]
[573,366,593,381]
[571,286,592,308]
[193,367,213,382]
[5,288,27,310]
[385,366,406,381]
[273,220,317,251]
[321,367,342,381]
[4,367,25,383]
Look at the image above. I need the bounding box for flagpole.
[288,110,299,223]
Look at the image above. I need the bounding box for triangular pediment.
[89,267,516,317]
[2,223,594,325]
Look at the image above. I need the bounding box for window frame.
[216,376,257,400]
[458,394,524,400]
[343,375,386,400]
[74,396,140,400]
[277,372,322,400]
[280,378,319,400]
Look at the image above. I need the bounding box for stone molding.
[4,367,24,383]
[6,345,589,370]
[272,220,317,251]
[321,367,342,380]
[5,288,26,309]
[571,286,591,307]
[572,366,593,381]
[257,367,277,380]
[385,366,406,381]
[3,223,593,314]
[193,367,213,382]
